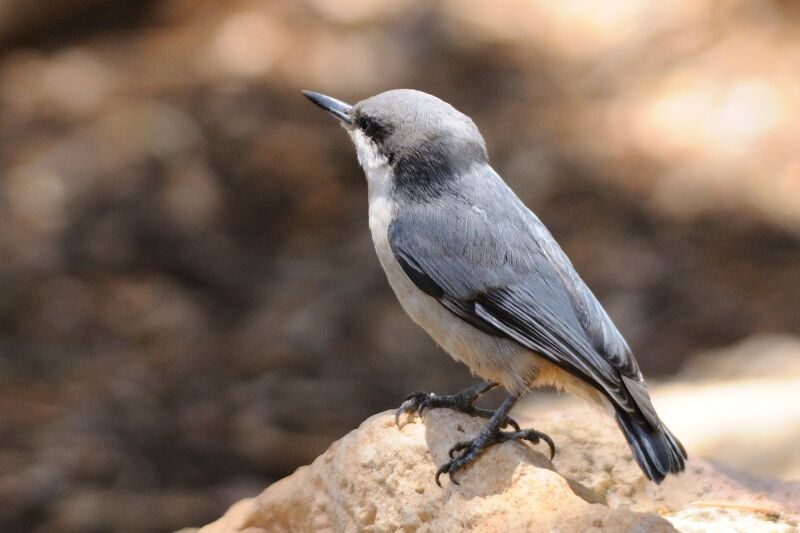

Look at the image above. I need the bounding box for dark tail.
[615,408,687,483]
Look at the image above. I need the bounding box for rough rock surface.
[194,408,800,532]
[520,335,800,481]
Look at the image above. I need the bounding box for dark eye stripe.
[357,114,390,143]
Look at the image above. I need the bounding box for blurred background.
[1,0,799,531]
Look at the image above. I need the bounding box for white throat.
[347,128,398,285]
[347,128,392,203]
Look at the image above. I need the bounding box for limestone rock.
[197,410,670,532]
[197,406,800,532]
[513,407,800,531]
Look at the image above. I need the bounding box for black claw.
[394,384,498,429]
[434,426,558,487]
[394,406,404,426]
[435,465,447,487]
[505,417,521,432]
[395,392,433,427]
[436,461,461,486]
[448,440,469,458]
[541,432,556,460]
[437,440,482,485]
[498,429,557,460]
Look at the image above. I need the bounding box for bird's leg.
[435,394,556,487]
[395,382,520,430]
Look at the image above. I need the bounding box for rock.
[196,405,795,532]
[520,334,800,481]
[512,407,800,532]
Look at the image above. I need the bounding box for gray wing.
[388,172,660,428]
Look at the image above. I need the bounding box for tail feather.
[615,408,687,483]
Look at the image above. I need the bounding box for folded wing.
[388,173,660,429]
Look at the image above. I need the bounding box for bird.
[302,88,687,486]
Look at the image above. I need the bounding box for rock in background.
[1,0,800,531]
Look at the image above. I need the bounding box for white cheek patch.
[348,128,393,200]
[348,129,389,172]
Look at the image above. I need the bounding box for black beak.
[302,90,353,125]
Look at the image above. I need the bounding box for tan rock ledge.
[194,408,800,532]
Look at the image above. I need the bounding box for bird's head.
[303,89,488,196]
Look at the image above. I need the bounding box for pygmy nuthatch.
[303,89,686,486]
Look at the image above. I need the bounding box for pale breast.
[354,129,584,396]
[368,193,539,393]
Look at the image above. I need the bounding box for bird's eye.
[357,115,388,142]
[360,116,377,134]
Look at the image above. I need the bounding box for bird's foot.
[435,427,556,487]
[395,382,519,431]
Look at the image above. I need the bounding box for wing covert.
[386,176,660,428]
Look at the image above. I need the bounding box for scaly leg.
[395,382,520,431]
[435,394,556,486]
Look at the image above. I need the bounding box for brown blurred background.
[1,0,799,531]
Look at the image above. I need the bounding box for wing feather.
[387,168,660,428]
